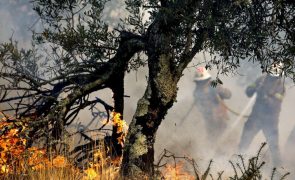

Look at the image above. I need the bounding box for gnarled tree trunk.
[121,22,183,177]
[121,62,179,177]
[121,1,204,177]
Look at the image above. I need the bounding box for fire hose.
[179,95,251,126]
[217,95,250,118]
[213,93,257,156]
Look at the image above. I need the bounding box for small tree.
[0,0,294,177]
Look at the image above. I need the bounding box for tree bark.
[121,20,181,177]
[121,1,204,177]
[121,73,179,177]
[110,74,125,157]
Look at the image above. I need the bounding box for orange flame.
[113,112,128,146]
[0,112,72,174]
[161,162,195,180]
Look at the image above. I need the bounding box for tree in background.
[0,0,294,178]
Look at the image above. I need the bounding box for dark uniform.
[194,79,232,141]
[239,74,285,166]
[286,126,295,149]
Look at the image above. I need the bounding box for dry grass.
[0,112,290,180]
[0,145,291,180]
[0,154,120,180]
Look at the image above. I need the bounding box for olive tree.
[0,0,294,177]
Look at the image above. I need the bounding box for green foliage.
[199,0,295,80]
[0,0,295,176]
[32,0,116,65]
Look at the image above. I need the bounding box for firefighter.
[239,62,285,166]
[194,67,232,142]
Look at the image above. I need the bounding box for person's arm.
[273,81,285,101]
[246,83,256,97]
[245,76,264,97]
[217,85,231,99]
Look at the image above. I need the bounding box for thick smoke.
[154,57,295,177]
[0,0,39,46]
[1,0,295,178]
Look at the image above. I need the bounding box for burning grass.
[0,111,121,179]
[0,111,290,179]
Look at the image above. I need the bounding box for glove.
[246,85,256,97]
[274,93,284,101]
